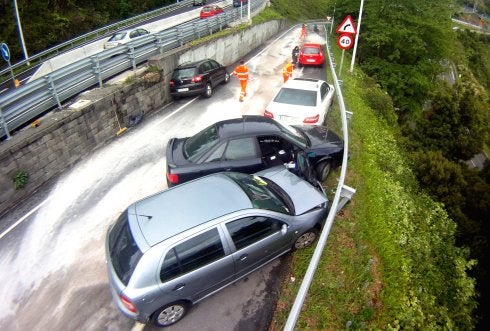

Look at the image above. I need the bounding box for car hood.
[294,125,343,149]
[256,166,327,216]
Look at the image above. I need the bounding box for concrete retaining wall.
[0,19,289,217]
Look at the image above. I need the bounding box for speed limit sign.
[337,34,354,50]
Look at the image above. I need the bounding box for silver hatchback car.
[105,165,328,327]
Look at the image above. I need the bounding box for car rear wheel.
[316,161,331,182]
[152,301,188,327]
[203,83,213,98]
[294,229,319,250]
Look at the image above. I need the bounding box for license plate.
[177,88,189,92]
[306,59,315,63]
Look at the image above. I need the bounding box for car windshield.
[273,88,317,107]
[226,173,293,215]
[275,121,309,148]
[108,32,127,42]
[183,123,219,161]
[303,47,321,54]
[108,212,143,286]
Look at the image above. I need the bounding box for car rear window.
[108,32,127,42]
[303,47,321,54]
[172,68,197,80]
[184,123,219,161]
[273,88,317,107]
[108,212,143,286]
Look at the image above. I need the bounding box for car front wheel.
[203,83,213,98]
[294,229,319,250]
[316,161,332,182]
[152,302,188,327]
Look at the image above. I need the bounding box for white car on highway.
[103,28,150,49]
[264,78,334,126]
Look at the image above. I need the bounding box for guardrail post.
[48,76,63,111]
[0,107,11,140]
[177,27,184,46]
[128,46,137,70]
[336,185,357,213]
[193,21,201,39]
[91,56,103,88]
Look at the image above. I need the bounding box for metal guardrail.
[0,1,263,139]
[284,22,355,330]
[0,0,194,82]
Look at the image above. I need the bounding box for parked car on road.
[264,78,334,126]
[199,5,224,19]
[233,0,249,6]
[169,59,230,99]
[298,43,325,67]
[103,28,150,49]
[193,0,207,5]
[165,115,344,187]
[106,167,328,327]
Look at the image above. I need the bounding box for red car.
[298,43,325,67]
[199,5,224,19]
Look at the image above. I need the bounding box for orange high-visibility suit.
[282,62,294,83]
[232,62,249,101]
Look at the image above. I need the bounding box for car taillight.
[167,172,179,184]
[192,75,203,83]
[169,80,175,86]
[120,294,137,313]
[264,110,274,118]
[303,114,320,124]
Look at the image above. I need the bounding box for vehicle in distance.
[264,78,334,126]
[169,59,230,99]
[165,115,344,186]
[233,0,249,6]
[298,43,325,67]
[199,5,224,19]
[103,28,150,49]
[193,0,207,5]
[106,167,328,327]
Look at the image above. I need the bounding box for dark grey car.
[105,166,328,327]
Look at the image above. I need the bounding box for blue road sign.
[1,43,10,62]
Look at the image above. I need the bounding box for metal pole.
[338,49,345,78]
[13,0,29,63]
[247,0,251,22]
[349,0,364,73]
[0,107,12,140]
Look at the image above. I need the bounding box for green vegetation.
[13,170,29,190]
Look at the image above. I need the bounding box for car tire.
[152,301,188,327]
[316,161,331,182]
[293,229,319,250]
[222,72,230,84]
[203,83,213,98]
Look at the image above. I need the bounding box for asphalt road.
[0,26,328,330]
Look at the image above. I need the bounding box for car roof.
[215,115,284,141]
[176,59,214,69]
[281,78,326,91]
[130,173,252,246]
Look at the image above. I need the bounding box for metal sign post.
[1,43,17,87]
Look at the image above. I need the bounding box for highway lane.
[0,25,329,330]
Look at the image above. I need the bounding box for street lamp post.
[13,0,29,63]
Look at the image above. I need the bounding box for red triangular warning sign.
[336,15,357,34]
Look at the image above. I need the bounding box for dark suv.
[169,59,230,99]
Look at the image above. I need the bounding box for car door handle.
[239,254,248,261]
[172,283,185,291]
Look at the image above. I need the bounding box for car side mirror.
[281,224,288,235]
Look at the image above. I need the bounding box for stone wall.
[0,19,289,217]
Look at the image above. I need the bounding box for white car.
[103,28,150,49]
[264,78,335,126]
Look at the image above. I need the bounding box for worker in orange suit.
[300,23,307,40]
[282,61,294,83]
[232,60,249,102]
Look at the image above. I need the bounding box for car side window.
[224,137,257,160]
[160,228,225,282]
[201,61,212,73]
[204,143,227,162]
[209,60,220,70]
[129,30,139,39]
[320,82,329,100]
[226,216,284,250]
[258,135,294,159]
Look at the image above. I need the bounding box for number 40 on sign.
[337,34,354,50]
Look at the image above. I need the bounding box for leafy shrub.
[13,171,29,190]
